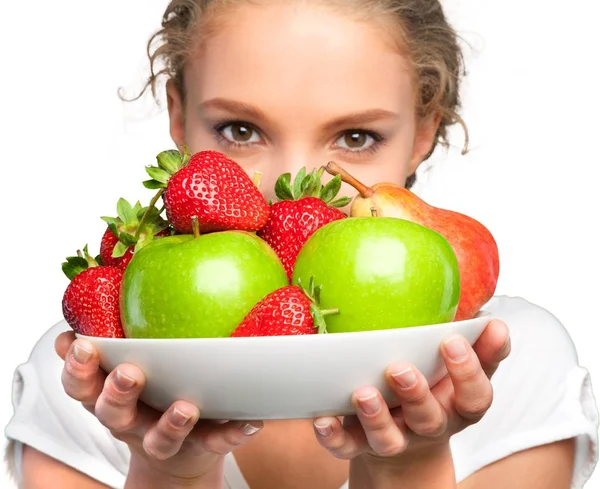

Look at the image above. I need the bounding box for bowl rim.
[76,310,491,344]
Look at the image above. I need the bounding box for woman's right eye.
[218,123,262,145]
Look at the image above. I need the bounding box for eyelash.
[212,120,386,156]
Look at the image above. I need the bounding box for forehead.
[184,2,416,116]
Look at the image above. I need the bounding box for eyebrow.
[199,97,399,129]
[199,98,269,121]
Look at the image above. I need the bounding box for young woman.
[5,1,598,488]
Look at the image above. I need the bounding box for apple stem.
[135,188,165,240]
[370,207,378,217]
[320,308,339,316]
[192,216,201,238]
[252,171,263,190]
[325,161,374,198]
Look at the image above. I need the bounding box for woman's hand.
[312,319,510,464]
[55,331,263,484]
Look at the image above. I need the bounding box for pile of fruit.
[61,148,500,339]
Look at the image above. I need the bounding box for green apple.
[292,217,460,333]
[121,231,288,338]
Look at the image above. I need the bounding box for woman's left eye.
[335,131,378,151]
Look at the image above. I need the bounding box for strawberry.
[257,167,351,281]
[61,246,125,338]
[100,198,171,269]
[230,277,338,337]
[143,148,270,234]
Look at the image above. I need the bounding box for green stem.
[134,188,165,240]
[321,308,339,316]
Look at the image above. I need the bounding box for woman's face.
[167,2,439,201]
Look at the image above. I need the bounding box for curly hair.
[129,0,469,187]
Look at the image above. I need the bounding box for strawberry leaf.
[330,196,352,208]
[117,198,136,224]
[101,216,120,227]
[275,173,294,201]
[112,241,130,258]
[119,232,138,247]
[293,167,307,198]
[320,175,342,203]
[143,179,167,190]
[61,256,89,281]
[310,304,329,334]
[157,149,183,174]
[146,166,172,185]
[101,217,121,238]
[82,246,99,267]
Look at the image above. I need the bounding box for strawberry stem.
[325,161,374,198]
[134,189,165,240]
[321,308,339,316]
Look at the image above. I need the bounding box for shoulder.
[485,295,579,367]
[452,296,599,486]
[4,320,129,488]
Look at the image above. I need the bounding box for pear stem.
[252,171,263,189]
[325,161,374,198]
[192,216,201,238]
[135,188,165,240]
[370,207,378,217]
[321,308,339,316]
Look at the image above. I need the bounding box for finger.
[472,320,511,378]
[194,420,264,456]
[55,331,75,360]
[142,401,201,460]
[94,363,147,434]
[386,363,448,438]
[313,416,366,460]
[351,387,407,457]
[441,335,493,423]
[61,338,105,412]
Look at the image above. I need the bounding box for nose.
[260,146,333,202]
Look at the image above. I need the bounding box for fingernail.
[240,423,261,436]
[391,367,417,389]
[314,420,333,437]
[171,407,192,427]
[73,343,92,364]
[114,369,136,391]
[444,336,468,362]
[358,392,381,415]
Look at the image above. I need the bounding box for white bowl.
[78,311,490,420]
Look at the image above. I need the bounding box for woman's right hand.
[55,330,263,484]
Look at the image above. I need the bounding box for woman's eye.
[220,123,261,144]
[336,131,376,151]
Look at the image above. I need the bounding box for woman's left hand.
[313,319,510,462]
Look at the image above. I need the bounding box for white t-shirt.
[4,295,599,488]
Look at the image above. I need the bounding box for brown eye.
[231,124,252,141]
[220,123,261,144]
[345,132,367,148]
[336,131,376,151]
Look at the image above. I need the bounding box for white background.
[1,0,599,487]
